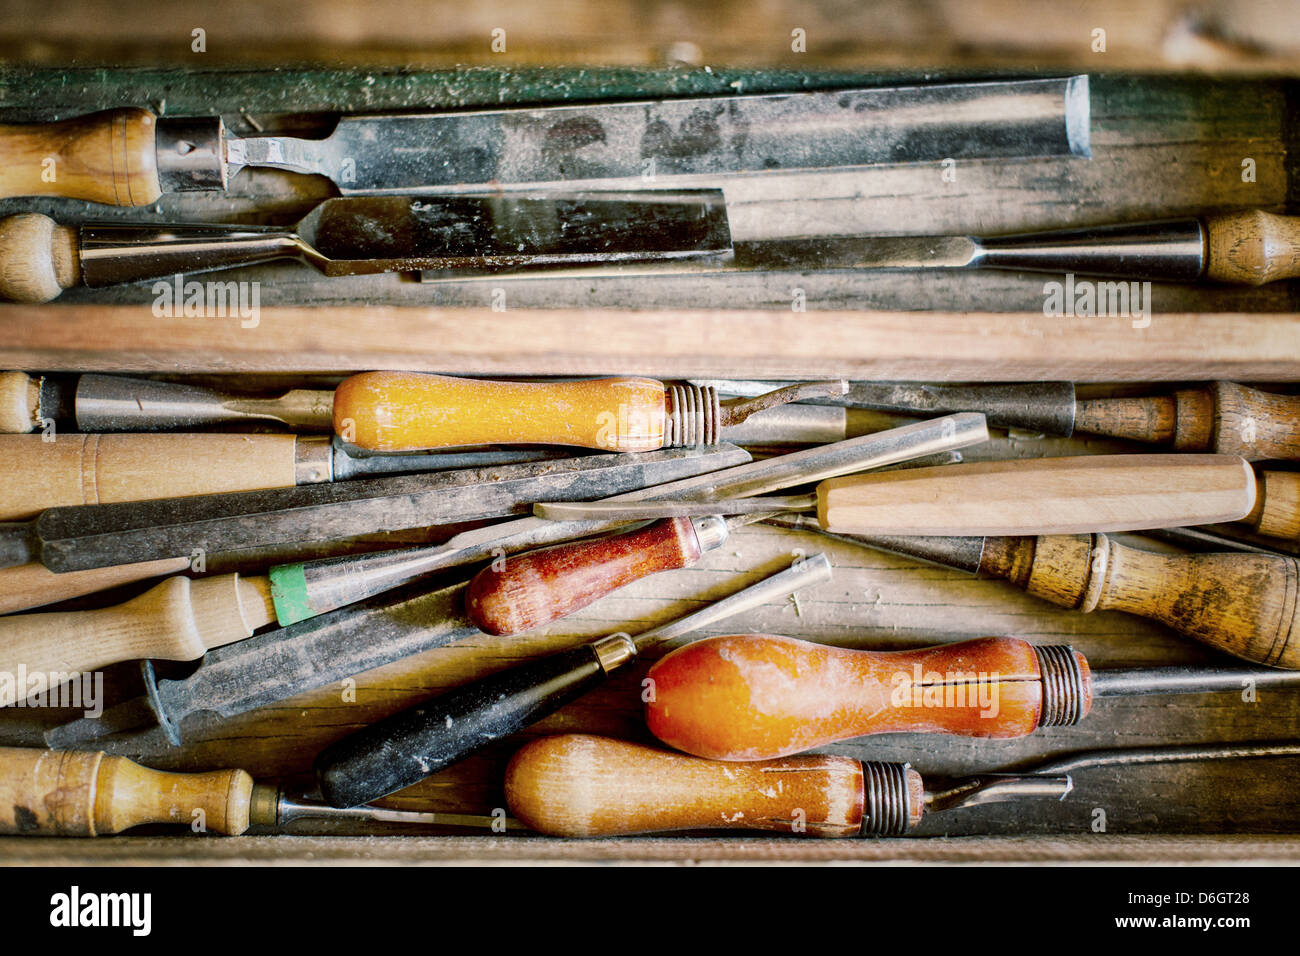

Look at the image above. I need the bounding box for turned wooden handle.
[0,433,301,520]
[506,734,922,837]
[0,371,41,433]
[0,573,275,707]
[1246,470,1300,542]
[817,453,1256,536]
[333,371,667,453]
[1205,210,1300,285]
[0,556,192,615]
[983,534,1300,669]
[0,108,161,207]
[645,635,1090,760]
[467,518,704,636]
[0,747,252,836]
[0,214,80,303]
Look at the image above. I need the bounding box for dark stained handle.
[0,522,34,570]
[314,644,610,808]
[466,518,703,636]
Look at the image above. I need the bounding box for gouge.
[0,445,736,573]
[314,555,833,808]
[506,734,1300,837]
[0,191,731,302]
[0,746,453,836]
[267,416,984,625]
[534,453,1258,536]
[0,78,1088,206]
[333,372,849,453]
[694,379,1300,462]
[0,432,567,520]
[0,572,274,707]
[767,515,1300,668]
[645,634,1300,760]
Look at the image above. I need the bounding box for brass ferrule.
[294,435,334,484]
[592,634,637,674]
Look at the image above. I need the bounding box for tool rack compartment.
[1,60,1299,865]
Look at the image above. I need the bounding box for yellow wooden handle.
[0,747,253,836]
[1205,210,1300,284]
[0,557,192,615]
[0,433,301,520]
[0,214,80,303]
[1246,470,1300,542]
[0,573,275,707]
[0,371,39,433]
[0,108,161,206]
[333,371,668,452]
[818,454,1257,536]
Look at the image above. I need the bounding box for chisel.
[0,432,568,520]
[0,746,453,836]
[506,734,1300,837]
[0,191,731,303]
[644,634,1300,760]
[314,554,833,809]
[766,514,1300,668]
[0,444,739,573]
[691,379,1300,462]
[0,77,1089,206]
[533,453,1259,536]
[0,556,192,615]
[266,415,985,625]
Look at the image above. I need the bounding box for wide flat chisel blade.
[14,444,748,573]
[230,77,1090,193]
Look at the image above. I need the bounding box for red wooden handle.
[467,518,704,636]
[645,635,1092,760]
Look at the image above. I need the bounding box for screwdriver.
[313,554,833,809]
[643,634,1300,761]
[0,746,449,836]
[534,453,1259,536]
[767,514,1300,668]
[506,734,1300,838]
[692,379,1300,463]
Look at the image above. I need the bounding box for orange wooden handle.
[506,734,906,837]
[0,108,162,206]
[646,635,1091,760]
[332,371,667,452]
[467,518,704,636]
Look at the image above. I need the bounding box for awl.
[0,78,1090,206]
[0,191,731,303]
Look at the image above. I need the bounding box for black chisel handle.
[314,643,610,808]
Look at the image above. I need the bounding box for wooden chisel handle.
[0,108,161,207]
[333,371,668,453]
[0,556,191,615]
[1244,470,1300,542]
[646,635,1091,760]
[817,453,1256,536]
[0,433,304,520]
[1074,383,1300,461]
[0,214,81,303]
[466,517,721,635]
[1204,210,1300,285]
[507,734,924,838]
[0,573,275,707]
[0,747,252,836]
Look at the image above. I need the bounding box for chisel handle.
[316,640,628,807]
[0,433,305,520]
[1074,383,1300,461]
[0,573,275,707]
[467,517,721,636]
[645,635,1092,760]
[0,556,191,615]
[0,108,161,207]
[0,214,81,303]
[818,453,1255,536]
[0,747,252,836]
[507,734,925,837]
[1246,470,1300,542]
[1205,210,1300,285]
[333,371,667,453]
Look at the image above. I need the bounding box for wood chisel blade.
[0,445,746,573]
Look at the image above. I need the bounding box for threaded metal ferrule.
[664,384,720,447]
[859,760,911,837]
[1034,644,1086,727]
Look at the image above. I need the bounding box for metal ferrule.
[78,222,311,287]
[690,515,728,552]
[664,384,720,448]
[591,633,637,674]
[294,436,334,484]
[155,116,228,192]
[859,760,912,837]
[976,218,1206,281]
[1034,644,1087,727]
[248,783,283,828]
